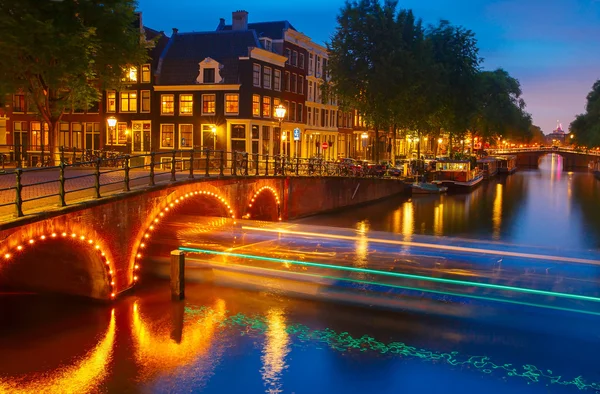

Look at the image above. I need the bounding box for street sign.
[293,127,301,141]
[322,141,328,150]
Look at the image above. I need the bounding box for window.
[291,51,298,66]
[13,121,28,149]
[117,122,128,145]
[253,63,261,86]
[179,124,193,149]
[59,122,69,147]
[298,76,304,95]
[88,100,100,113]
[307,107,312,126]
[285,48,291,64]
[201,124,216,150]
[299,53,305,69]
[120,91,137,112]
[141,64,151,83]
[298,103,303,123]
[107,91,116,112]
[225,94,239,114]
[13,94,25,112]
[72,122,83,149]
[316,56,322,77]
[273,98,281,117]
[161,94,174,115]
[160,124,175,148]
[202,94,216,115]
[284,100,290,121]
[123,66,138,82]
[291,74,297,93]
[179,94,193,115]
[284,72,290,91]
[274,70,281,91]
[262,96,271,118]
[30,122,49,150]
[260,37,272,51]
[262,125,270,155]
[85,122,100,150]
[203,68,215,83]
[263,67,272,89]
[308,81,314,101]
[291,102,296,122]
[252,95,260,117]
[231,124,246,152]
[141,90,151,112]
[309,54,314,75]
[251,125,260,154]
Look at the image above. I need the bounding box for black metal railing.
[0,148,403,219]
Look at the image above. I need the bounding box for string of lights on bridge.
[244,186,282,221]
[3,231,116,298]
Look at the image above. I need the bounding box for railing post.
[94,158,101,198]
[170,150,177,182]
[149,152,155,186]
[188,150,194,179]
[295,157,300,176]
[265,154,269,176]
[72,148,76,165]
[59,146,65,166]
[58,162,66,207]
[254,153,259,176]
[124,155,130,192]
[170,250,185,300]
[15,168,23,217]
[232,152,237,176]
[244,152,249,176]
[205,149,210,178]
[219,150,224,177]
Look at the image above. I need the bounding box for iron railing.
[0,148,401,219]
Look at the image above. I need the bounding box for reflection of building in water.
[402,201,414,240]
[492,183,503,240]
[131,299,226,379]
[0,310,116,394]
[261,308,290,394]
[354,220,369,268]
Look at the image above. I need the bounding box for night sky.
[138,0,600,135]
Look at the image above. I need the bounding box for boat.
[476,157,499,179]
[592,161,600,180]
[496,155,517,174]
[431,159,484,190]
[411,182,448,194]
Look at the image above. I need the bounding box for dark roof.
[143,26,170,71]
[158,30,259,85]
[218,21,295,40]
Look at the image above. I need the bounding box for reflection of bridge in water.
[146,217,600,317]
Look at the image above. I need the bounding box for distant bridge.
[489,147,599,170]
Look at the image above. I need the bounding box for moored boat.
[497,155,517,174]
[477,157,499,179]
[411,182,448,194]
[432,159,483,190]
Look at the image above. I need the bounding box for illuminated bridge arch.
[243,186,282,221]
[0,228,117,299]
[131,188,236,287]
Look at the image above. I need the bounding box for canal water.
[2,153,600,394]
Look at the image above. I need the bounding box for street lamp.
[107,116,117,146]
[437,137,443,157]
[274,104,286,156]
[211,125,217,151]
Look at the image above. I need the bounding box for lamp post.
[361,132,368,160]
[274,104,287,156]
[107,116,117,146]
[211,125,217,151]
[437,137,443,157]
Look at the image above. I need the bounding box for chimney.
[217,18,225,30]
[172,27,178,36]
[232,10,248,31]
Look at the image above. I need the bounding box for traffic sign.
[293,127,301,141]
[322,141,328,150]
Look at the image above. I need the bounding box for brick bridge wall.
[496,151,595,170]
[0,176,407,300]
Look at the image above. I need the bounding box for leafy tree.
[0,0,148,159]
[570,80,600,147]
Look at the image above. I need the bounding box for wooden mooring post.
[170,250,185,300]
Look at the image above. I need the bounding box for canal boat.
[591,160,600,180]
[431,159,483,190]
[497,155,517,174]
[411,182,448,194]
[477,157,499,179]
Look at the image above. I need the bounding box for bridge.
[489,147,600,170]
[0,149,407,300]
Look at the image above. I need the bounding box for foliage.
[0,0,149,151]
[570,80,600,147]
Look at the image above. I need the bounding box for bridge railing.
[0,149,401,219]
[489,147,600,156]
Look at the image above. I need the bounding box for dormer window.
[197,57,223,84]
[259,37,272,52]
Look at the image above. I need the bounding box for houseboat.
[432,159,483,190]
[476,157,499,179]
[497,155,517,174]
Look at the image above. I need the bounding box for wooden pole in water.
[170,250,185,300]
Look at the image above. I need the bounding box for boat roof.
[436,159,470,163]
[477,157,498,162]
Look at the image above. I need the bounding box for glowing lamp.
[107,116,117,128]
[274,104,287,120]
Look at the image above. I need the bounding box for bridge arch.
[243,186,282,221]
[0,228,116,299]
[131,187,236,287]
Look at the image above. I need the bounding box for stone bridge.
[490,147,599,170]
[0,176,407,301]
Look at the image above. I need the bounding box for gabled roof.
[157,30,259,85]
[217,21,296,40]
[144,26,170,71]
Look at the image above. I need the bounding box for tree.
[570,80,600,147]
[0,0,148,160]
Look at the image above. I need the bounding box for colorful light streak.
[240,226,600,266]
[184,306,600,392]
[180,247,600,307]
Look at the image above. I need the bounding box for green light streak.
[180,247,600,304]
[184,305,600,392]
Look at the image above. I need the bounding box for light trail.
[241,226,600,266]
[180,247,600,304]
[185,256,600,317]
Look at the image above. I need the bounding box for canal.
[2,153,600,394]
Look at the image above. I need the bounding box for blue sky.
[138,0,600,135]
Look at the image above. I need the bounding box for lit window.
[202,94,215,114]
[161,94,174,115]
[123,66,138,82]
[179,94,193,115]
[225,94,239,114]
[179,124,193,149]
[119,91,137,112]
[160,124,174,148]
[141,64,151,83]
[262,97,271,118]
[252,95,260,117]
[107,91,116,112]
